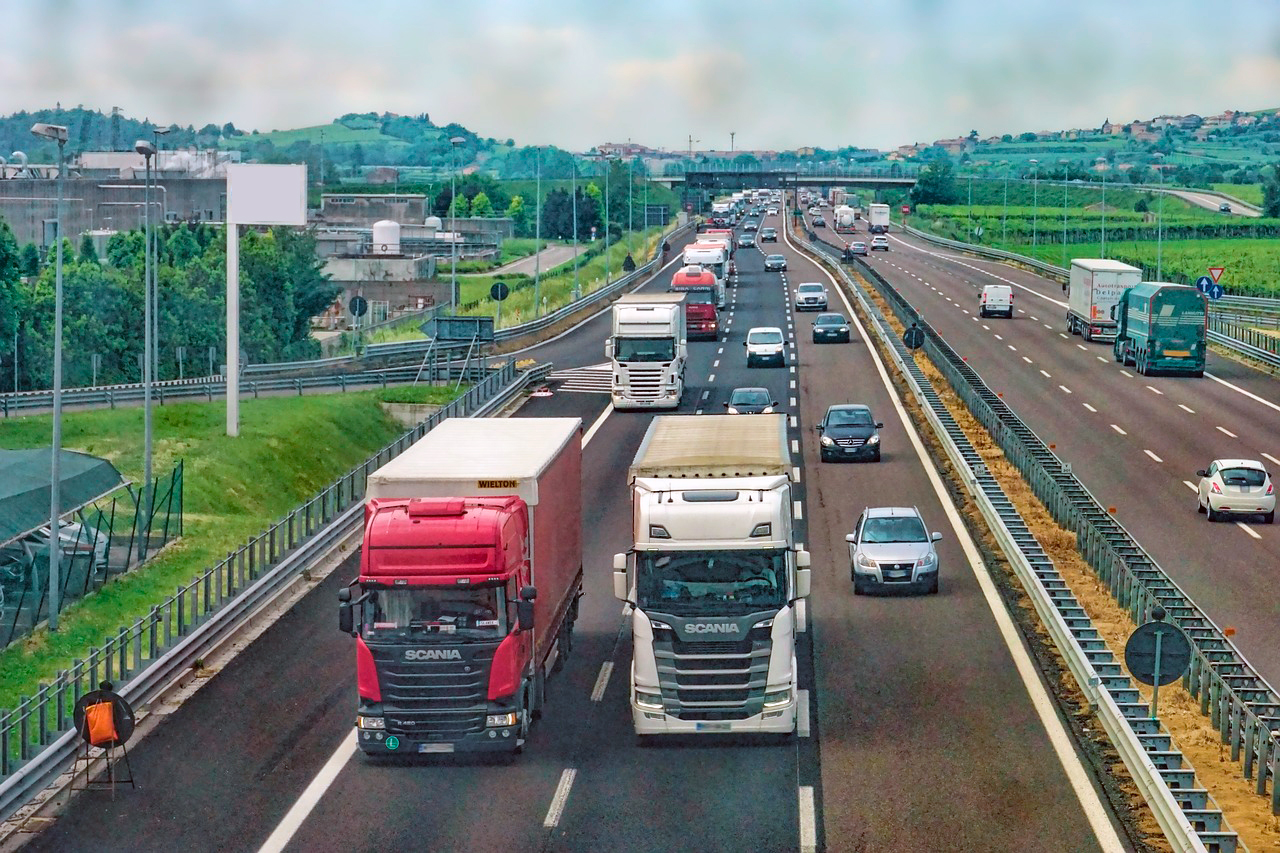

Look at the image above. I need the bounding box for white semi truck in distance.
[607,293,687,410]
[867,203,890,234]
[834,205,857,233]
[614,414,811,738]
[1066,258,1143,342]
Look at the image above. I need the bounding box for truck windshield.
[635,550,788,615]
[673,289,715,305]
[363,585,505,639]
[616,337,675,362]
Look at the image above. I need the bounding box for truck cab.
[607,293,688,410]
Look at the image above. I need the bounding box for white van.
[979,284,1014,318]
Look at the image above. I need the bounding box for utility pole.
[730,131,736,153]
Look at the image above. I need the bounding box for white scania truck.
[613,414,811,738]
[607,293,687,410]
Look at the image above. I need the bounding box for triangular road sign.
[1208,267,1224,283]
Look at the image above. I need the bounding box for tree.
[168,227,200,265]
[78,233,99,264]
[1262,165,1280,217]
[1001,134,1013,143]
[0,222,23,383]
[448,193,470,218]
[910,155,960,204]
[470,191,495,217]
[1134,197,1149,213]
[1018,132,1038,142]
[505,195,531,236]
[19,242,41,277]
[222,121,238,137]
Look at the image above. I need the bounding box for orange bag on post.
[84,700,118,746]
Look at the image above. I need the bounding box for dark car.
[817,404,883,462]
[724,387,778,414]
[743,220,759,231]
[737,233,756,248]
[764,253,787,271]
[759,227,778,242]
[812,216,826,228]
[812,313,852,343]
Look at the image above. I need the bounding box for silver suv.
[793,282,828,312]
[846,506,941,595]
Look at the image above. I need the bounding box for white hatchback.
[1196,459,1274,523]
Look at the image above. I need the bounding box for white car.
[744,327,787,367]
[767,206,779,215]
[794,282,828,312]
[870,236,890,252]
[1196,459,1274,523]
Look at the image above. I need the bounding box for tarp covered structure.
[0,449,127,545]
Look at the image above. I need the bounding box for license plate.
[419,743,454,754]
[695,722,731,732]
[1163,349,1190,357]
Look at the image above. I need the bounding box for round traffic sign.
[348,295,369,317]
[490,281,511,302]
[1195,275,1213,294]
[903,324,925,350]
[1124,620,1191,686]
[1208,283,1225,301]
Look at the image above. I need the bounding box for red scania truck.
[338,417,584,756]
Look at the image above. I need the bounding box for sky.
[4,0,1279,153]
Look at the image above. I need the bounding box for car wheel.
[852,575,866,595]
[1265,511,1275,524]
[1197,498,1206,514]
[926,576,939,595]
[872,449,881,462]
[1207,504,1219,522]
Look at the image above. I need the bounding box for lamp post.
[1152,152,1166,280]
[604,154,615,284]
[1097,156,1108,258]
[572,157,580,299]
[32,121,67,631]
[534,148,542,317]
[1001,161,1010,247]
[628,156,634,235]
[149,128,169,386]
[135,139,156,530]
[1029,159,1039,252]
[449,136,465,311]
[1061,159,1070,269]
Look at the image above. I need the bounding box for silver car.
[846,506,941,595]
[793,282,828,312]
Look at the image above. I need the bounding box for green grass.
[374,386,466,405]
[0,393,415,707]
[1212,184,1264,206]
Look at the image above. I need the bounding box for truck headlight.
[763,690,792,708]
[635,691,664,710]
[486,712,518,727]
[357,715,385,730]
[820,435,834,447]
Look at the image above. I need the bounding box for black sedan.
[812,313,852,343]
[724,387,778,414]
[764,253,787,271]
[737,233,756,248]
[817,404,883,462]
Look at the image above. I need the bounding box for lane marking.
[1040,369,1052,379]
[1178,404,1195,414]
[1022,356,1033,364]
[717,347,724,355]
[790,415,798,428]
[1083,403,1097,412]
[790,379,797,389]
[1076,344,1088,352]
[793,500,803,520]
[1263,452,1280,466]
[590,662,614,702]
[790,396,798,407]
[256,732,358,853]
[1111,424,1127,435]
[797,689,811,738]
[1144,449,1163,463]
[1182,480,1198,492]
[1204,372,1280,414]
[713,359,720,368]
[1097,356,1108,363]
[792,466,801,482]
[1120,370,1132,378]
[1216,426,1237,438]
[708,374,716,383]
[543,768,578,828]
[1059,385,1072,395]
[1237,523,1263,540]
[799,786,817,853]
[1008,345,1017,351]
[791,439,800,454]
[994,333,1003,341]
[701,390,710,401]
[583,403,614,448]
[1145,385,1163,395]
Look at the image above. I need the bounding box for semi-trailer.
[1067,258,1142,342]
[1112,282,1208,376]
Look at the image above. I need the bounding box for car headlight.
[357,715,385,730]
[856,552,877,569]
[726,406,740,414]
[486,712,518,727]
[820,435,834,446]
[917,551,937,568]
[763,689,792,708]
[635,691,664,710]
[762,406,774,414]
[867,434,880,445]
[839,326,849,332]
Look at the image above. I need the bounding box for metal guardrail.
[802,234,1251,851]
[0,359,550,823]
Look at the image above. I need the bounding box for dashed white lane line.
[713,359,720,368]
[797,689,811,737]
[791,439,800,454]
[1263,452,1280,467]
[1030,315,1040,321]
[701,390,710,400]
[1044,324,1054,330]
[1216,426,1238,438]
[1111,424,1127,435]
[1008,344,1017,351]
[1040,369,1052,379]
[708,374,716,383]
[1083,403,1097,412]
[981,324,990,331]
[793,500,803,520]
[790,396,798,407]
[544,769,578,828]
[1146,385,1163,395]
[258,734,357,852]
[1237,523,1263,540]
[1120,370,1133,378]
[792,466,801,482]
[582,402,614,448]
[717,347,724,354]
[790,415,798,428]
[790,365,797,374]
[1178,404,1195,414]
[1204,372,1280,414]
[1059,385,1072,394]
[790,379,797,389]
[590,662,614,702]
[1183,480,1198,492]
[1057,333,1068,339]
[799,786,817,853]
[1022,356,1033,364]
[1076,344,1087,351]
[993,333,1004,341]
[1096,356,1108,363]
[1144,449,1163,463]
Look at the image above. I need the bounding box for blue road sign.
[1208,283,1225,301]
[1195,275,1213,294]
[1125,620,1191,686]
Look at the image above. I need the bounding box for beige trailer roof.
[617,292,686,305]
[630,414,790,480]
[1071,258,1142,272]
[367,417,582,504]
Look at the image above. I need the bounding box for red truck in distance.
[669,265,720,340]
[338,417,584,756]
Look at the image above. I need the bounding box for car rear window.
[1220,468,1267,487]
[749,331,783,344]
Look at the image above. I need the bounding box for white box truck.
[613,415,811,738]
[834,205,858,233]
[1067,258,1143,342]
[867,203,890,234]
[607,293,687,410]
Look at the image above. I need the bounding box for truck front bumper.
[631,695,797,735]
[612,390,681,410]
[356,724,523,755]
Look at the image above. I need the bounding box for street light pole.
[572,158,580,299]
[1097,156,1108,258]
[135,139,156,532]
[1154,153,1165,280]
[1001,162,1010,247]
[534,149,541,317]
[604,156,612,284]
[967,173,973,235]
[150,127,170,387]
[1061,159,1069,269]
[449,136,465,311]
[1030,159,1039,252]
[32,122,67,631]
[628,156,634,235]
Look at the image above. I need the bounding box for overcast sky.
[5,0,1278,152]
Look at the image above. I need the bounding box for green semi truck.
[1111,282,1208,376]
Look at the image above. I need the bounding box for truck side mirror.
[604,339,613,359]
[795,568,811,600]
[612,553,630,603]
[516,586,537,632]
[338,602,354,635]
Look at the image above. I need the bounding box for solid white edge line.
[257,731,358,853]
[810,234,1126,853]
[799,786,817,853]
[1204,371,1280,414]
[590,661,614,702]
[543,768,578,828]
[582,402,614,448]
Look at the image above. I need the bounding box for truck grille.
[370,644,496,740]
[651,626,771,720]
[621,365,667,401]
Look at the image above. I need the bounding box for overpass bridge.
[652,166,918,207]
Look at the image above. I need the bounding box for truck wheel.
[1082,326,1092,342]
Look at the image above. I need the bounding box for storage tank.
[372,220,401,255]
[424,215,442,233]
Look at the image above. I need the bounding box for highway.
[18,212,1127,852]
[1162,188,1261,217]
[811,219,1280,689]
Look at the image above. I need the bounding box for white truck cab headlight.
[357,715,386,730]
[763,689,792,708]
[486,712,519,727]
[635,691,664,710]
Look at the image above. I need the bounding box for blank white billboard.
[227,164,307,225]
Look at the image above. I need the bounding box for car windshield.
[816,315,846,326]
[1219,467,1266,487]
[827,408,873,427]
[749,330,783,344]
[616,337,675,362]
[636,549,788,615]
[363,585,506,638]
[862,517,928,544]
[767,255,784,263]
[731,389,770,405]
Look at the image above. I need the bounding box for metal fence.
[0,359,544,820]
[826,239,1280,822]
